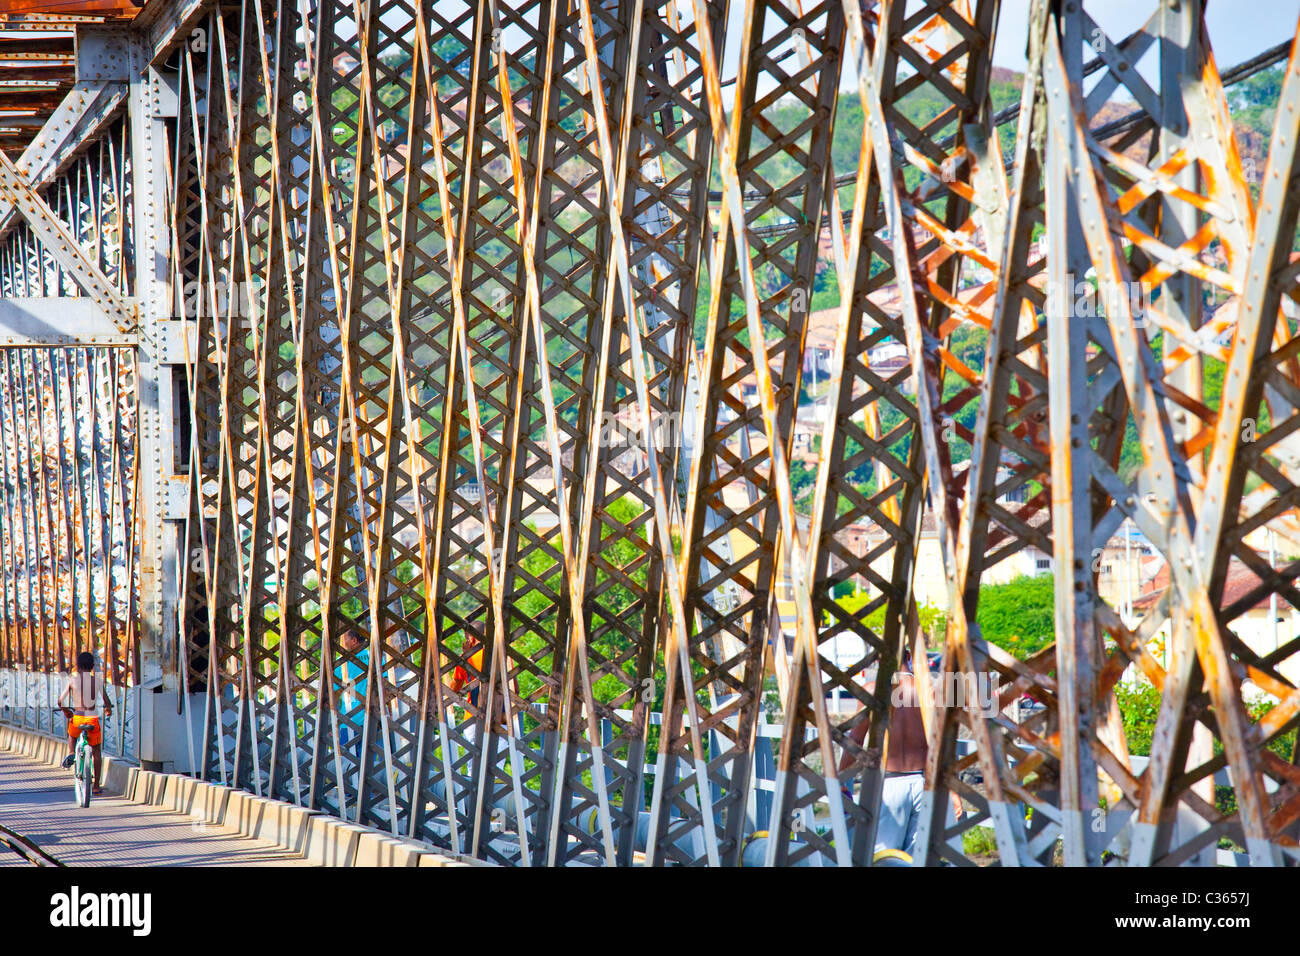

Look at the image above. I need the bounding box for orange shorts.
[67,715,101,747]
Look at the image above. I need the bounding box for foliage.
[1114,680,1161,757]
[1117,680,1296,824]
[1228,64,1284,144]
[961,823,998,858]
[509,498,650,704]
[1115,680,1295,793]
[831,592,946,645]
[973,574,1055,659]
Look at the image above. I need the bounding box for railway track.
[0,823,63,867]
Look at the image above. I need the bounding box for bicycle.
[57,708,96,808]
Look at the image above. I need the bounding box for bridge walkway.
[0,748,313,866]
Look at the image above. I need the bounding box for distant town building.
[1133,556,1300,687]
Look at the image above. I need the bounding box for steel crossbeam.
[2,0,1300,867]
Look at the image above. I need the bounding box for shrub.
[974,574,1055,659]
[1113,681,1161,756]
[962,825,997,858]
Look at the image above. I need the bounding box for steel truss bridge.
[0,0,1299,867]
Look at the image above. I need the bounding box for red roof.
[1132,556,1294,614]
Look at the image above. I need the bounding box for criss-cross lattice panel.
[0,102,139,756]
[767,0,1027,867]
[542,0,726,866]
[858,0,1064,867]
[1035,2,1300,866]
[0,120,133,301]
[0,346,138,754]
[652,0,844,867]
[136,0,1300,868]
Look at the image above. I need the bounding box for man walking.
[838,650,960,860]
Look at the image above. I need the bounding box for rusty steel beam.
[0,38,75,56]
[2,0,1300,868]
[0,0,140,16]
[0,65,75,82]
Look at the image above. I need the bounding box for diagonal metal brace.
[0,149,137,334]
[0,82,128,244]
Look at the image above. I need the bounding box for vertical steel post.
[128,37,186,770]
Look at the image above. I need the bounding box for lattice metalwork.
[3,0,1300,867]
[0,345,139,757]
[0,45,140,754]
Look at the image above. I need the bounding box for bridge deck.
[0,750,313,866]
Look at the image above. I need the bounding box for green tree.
[974,574,1055,659]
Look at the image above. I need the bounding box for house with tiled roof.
[1133,556,1300,686]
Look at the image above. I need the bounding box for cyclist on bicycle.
[58,651,113,795]
[447,624,507,733]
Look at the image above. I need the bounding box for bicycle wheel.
[78,742,91,808]
[72,747,85,807]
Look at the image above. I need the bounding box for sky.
[7,0,1295,102]
[426,0,1300,113]
[991,0,1300,71]
[373,0,1300,101]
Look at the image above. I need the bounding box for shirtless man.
[838,650,952,858]
[58,651,114,795]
